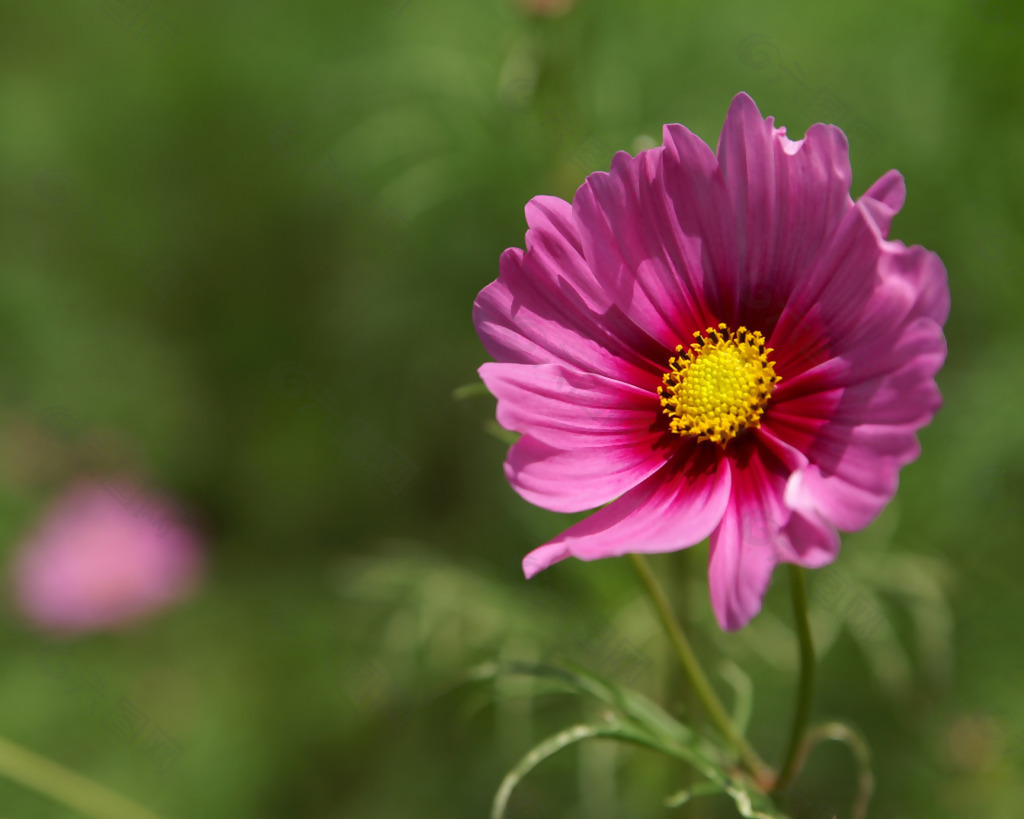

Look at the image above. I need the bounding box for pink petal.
[773,316,945,425]
[784,437,902,533]
[878,239,950,327]
[769,200,948,378]
[859,169,906,238]
[708,448,781,630]
[770,319,946,530]
[474,240,665,387]
[572,142,719,349]
[504,437,670,515]
[479,362,673,512]
[479,362,664,449]
[522,446,730,576]
[758,430,842,569]
[715,92,854,332]
[778,506,841,570]
[658,122,740,325]
[523,195,612,312]
[708,433,840,630]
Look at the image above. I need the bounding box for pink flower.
[473,93,948,630]
[11,481,204,634]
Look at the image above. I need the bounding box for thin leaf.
[451,381,490,400]
[664,780,724,808]
[489,662,791,818]
[501,661,717,760]
[797,722,874,819]
[491,721,676,819]
[484,420,519,445]
[722,782,789,819]
[719,660,754,736]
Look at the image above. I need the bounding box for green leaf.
[718,660,754,736]
[491,720,676,819]
[499,661,717,761]
[721,783,789,819]
[664,780,725,808]
[797,722,875,819]
[486,661,792,819]
[451,381,490,400]
[484,420,519,445]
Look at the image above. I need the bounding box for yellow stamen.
[657,323,781,446]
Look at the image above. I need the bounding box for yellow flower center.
[658,323,781,446]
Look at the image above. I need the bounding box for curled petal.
[769,227,947,532]
[522,446,731,577]
[859,169,906,238]
[709,433,839,630]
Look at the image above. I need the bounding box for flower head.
[473,93,948,630]
[11,480,204,634]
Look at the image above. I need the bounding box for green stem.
[628,554,771,785]
[674,550,704,819]
[772,564,816,795]
[0,735,162,819]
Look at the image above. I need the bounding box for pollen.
[657,323,781,446]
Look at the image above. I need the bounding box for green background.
[0,0,1021,816]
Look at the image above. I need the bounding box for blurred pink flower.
[12,481,203,634]
[474,92,949,630]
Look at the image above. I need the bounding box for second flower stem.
[772,564,816,795]
[628,553,771,785]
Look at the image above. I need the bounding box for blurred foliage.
[0,0,1022,817]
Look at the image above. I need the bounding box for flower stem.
[772,564,816,795]
[0,734,162,819]
[673,550,705,819]
[628,553,771,785]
